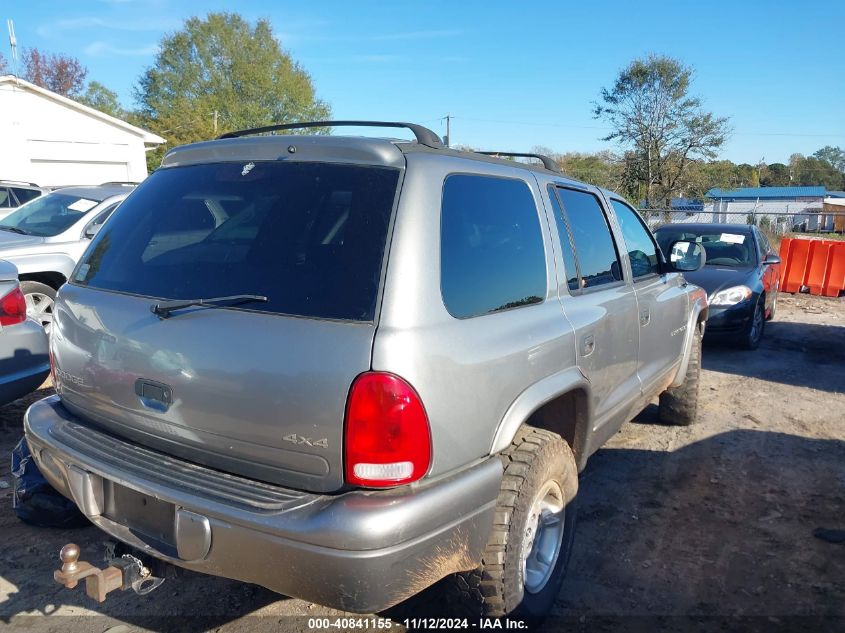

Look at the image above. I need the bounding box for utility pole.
[212,110,219,135]
[444,114,451,148]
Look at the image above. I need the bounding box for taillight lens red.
[0,287,27,326]
[344,372,431,488]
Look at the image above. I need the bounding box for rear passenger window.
[546,186,580,292]
[610,199,660,278]
[555,188,622,289]
[441,174,546,318]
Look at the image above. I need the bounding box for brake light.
[344,372,431,487]
[0,287,27,326]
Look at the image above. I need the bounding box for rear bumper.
[0,318,49,406]
[25,396,501,612]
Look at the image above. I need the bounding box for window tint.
[441,174,546,318]
[610,199,660,278]
[12,187,41,205]
[555,188,622,288]
[74,162,400,321]
[547,186,580,292]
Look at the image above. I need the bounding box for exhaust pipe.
[54,543,164,603]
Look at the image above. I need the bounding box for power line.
[450,115,845,138]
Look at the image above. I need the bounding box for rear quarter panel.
[373,153,577,477]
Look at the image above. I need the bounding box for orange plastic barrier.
[779,237,845,297]
[823,243,845,297]
[805,242,831,295]
[781,239,812,293]
[778,237,792,287]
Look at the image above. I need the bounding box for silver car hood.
[0,231,45,250]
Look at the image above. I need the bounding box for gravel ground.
[0,293,842,632]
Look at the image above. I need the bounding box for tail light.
[0,287,27,326]
[344,372,431,488]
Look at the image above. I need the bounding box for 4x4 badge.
[283,434,328,449]
[241,162,255,176]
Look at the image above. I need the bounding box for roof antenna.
[7,20,18,79]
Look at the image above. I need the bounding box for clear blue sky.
[5,0,845,164]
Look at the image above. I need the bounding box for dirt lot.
[0,293,842,632]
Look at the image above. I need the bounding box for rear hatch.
[52,158,401,493]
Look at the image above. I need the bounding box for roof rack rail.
[218,120,445,149]
[0,180,40,187]
[476,151,561,173]
[99,181,140,187]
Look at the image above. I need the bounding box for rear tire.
[451,426,578,619]
[766,290,778,321]
[659,324,702,426]
[20,281,56,334]
[740,298,765,350]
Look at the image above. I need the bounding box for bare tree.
[594,54,730,207]
[23,48,88,97]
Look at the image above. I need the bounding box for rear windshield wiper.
[151,294,268,318]
[0,226,30,235]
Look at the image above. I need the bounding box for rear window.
[74,162,400,321]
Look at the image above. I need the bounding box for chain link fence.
[640,208,845,239]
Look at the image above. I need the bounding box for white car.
[0,183,136,331]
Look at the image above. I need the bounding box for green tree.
[813,146,845,173]
[760,162,791,186]
[594,54,730,207]
[77,81,124,118]
[136,12,331,170]
[788,154,844,189]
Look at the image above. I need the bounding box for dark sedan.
[654,223,781,350]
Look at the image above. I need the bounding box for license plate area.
[104,481,177,555]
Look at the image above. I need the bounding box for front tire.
[454,426,578,618]
[659,323,702,426]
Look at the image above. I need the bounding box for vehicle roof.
[49,184,135,201]
[161,134,594,189]
[655,223,755,234]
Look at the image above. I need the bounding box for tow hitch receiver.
[54,543,165,602]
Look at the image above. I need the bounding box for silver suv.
[0,183,135,331]
[26,122,707,617]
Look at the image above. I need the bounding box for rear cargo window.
[73,162,400,321]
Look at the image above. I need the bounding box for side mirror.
[763,254,781,265]
[84,223,103,239]
[666,240,705,272]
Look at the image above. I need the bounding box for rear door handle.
[640,308,650,326]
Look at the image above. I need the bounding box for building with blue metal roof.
[705,186,828,200]
[670,186,845,232]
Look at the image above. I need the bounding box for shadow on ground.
[703,321,845,394]
[393,429,844,625]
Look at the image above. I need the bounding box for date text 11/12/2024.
[306,618,528,629]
